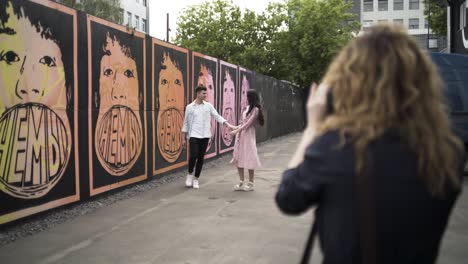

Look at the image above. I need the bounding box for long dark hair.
[246,90,265,126]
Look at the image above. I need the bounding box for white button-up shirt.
[181,100,226,139]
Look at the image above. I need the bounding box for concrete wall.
[0,0,305,224]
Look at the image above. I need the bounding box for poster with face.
[88,16,147,196]
[153,39,188,175]
[192,52,218,159]
[219,61,238,154]
[0,0,79,224]
[239,68,253,118]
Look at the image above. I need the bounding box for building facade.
[121,0,149,34]
[360,0,445,51]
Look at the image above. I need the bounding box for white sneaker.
[185,174,193,187]
[234,181,244,191]
[193,179,200,189]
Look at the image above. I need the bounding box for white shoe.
[243,182,254,191]
[234,181,244,191]
[185,174,193,187]
[193,179,200,189]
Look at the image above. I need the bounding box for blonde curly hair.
[319,24,462,196]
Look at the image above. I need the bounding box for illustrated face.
[157,52,184,163]
[240,75,249,112]
[0,3,71,198]
[159,53,184,111]
[98,33,139,111]
[198,64,214,104]
[95,33,142,176]
[197,64,215,151]
[221,69,235,146]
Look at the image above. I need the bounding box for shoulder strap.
[300,212,318,264]
[357,155,377,264]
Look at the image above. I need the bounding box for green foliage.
[424,0,447,37]
[58,0,122,24]
[176,0,359,88]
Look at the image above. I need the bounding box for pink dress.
[231,107,262,170]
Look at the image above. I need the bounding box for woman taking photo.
[276,24,464,264]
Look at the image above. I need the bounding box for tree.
[272,0,359,87]
[424,0,447,37]
[175,0,358,88]
[57,0,123,25]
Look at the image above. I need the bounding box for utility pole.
[166,13,171,43]
[427,0,431,50]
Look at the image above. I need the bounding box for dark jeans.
[188,137,209,178]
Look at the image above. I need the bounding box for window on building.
[378,19,388,24]
[143,0,147,6]
[393,0,403,11]
[424,18,428,29]
[119,9,124,24]
[135,15,139,29]
[378,0,388,11]
[127,11,132,27]
[409,0,419,10]
[364,0,373,12]
[409,18,419,29]
[142,19,147,33]
[393,19,404,25]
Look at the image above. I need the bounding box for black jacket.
[276,131,463,264]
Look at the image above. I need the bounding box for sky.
[148,0,282,41]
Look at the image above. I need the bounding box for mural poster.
[87,16,147,196]
[238,68,253,120]
[192,52,218,159]
[219,61,238,154]
[0,0,79,224]
[153,39,188,174]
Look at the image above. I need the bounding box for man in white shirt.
[182,86,237,189]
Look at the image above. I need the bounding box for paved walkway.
[0,133,467,264]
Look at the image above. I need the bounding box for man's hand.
[182,136,187,149]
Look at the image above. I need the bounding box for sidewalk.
[0,133,466,264]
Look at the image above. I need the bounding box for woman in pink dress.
[230,90,265,191]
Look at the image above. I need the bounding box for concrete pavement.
[0,132,466,264]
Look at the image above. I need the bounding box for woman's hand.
[230,129,240,136]
[306,82,330,132]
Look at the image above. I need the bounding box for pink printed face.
[240,75,249,112]
[221,70,235,146]
[95,33,142,176]
[198,64,215,150]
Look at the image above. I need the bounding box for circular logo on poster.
[0,103,71,199]
[95,105,142,175]
[157,108,183,163]
[222,107,235,146]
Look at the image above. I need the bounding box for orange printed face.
[197,64,215,151]
[240,75,249,112]
[98,33,139,111]
[157,52,184,163]
[0,3,71,199]
[221,70,235,146]
[95,33,142,176]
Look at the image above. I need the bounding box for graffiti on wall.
[88,16,147,196]
[153,39,188,174]
[219,61,237,154]
[192,53,218,159]
[0,0,79,224]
